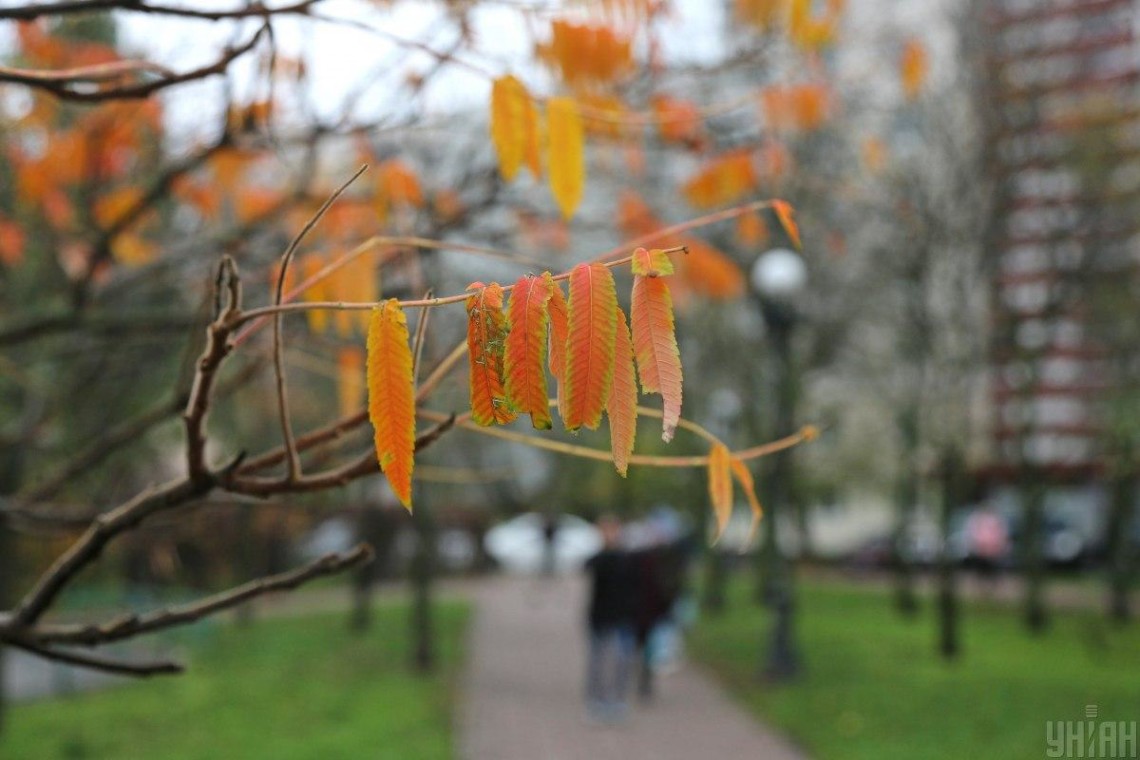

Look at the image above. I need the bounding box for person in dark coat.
[583,515,636,720]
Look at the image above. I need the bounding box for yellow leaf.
[490,75,530,181]
[337,347,364,419]
[900,39,928,100]
[772,200,801,250]
[708,443,733,542]
[729,456,763,542]
[547,96,585,220]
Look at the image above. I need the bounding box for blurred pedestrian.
[583,514,635,721]
[541,512,559,577]
[968,504,1008,598]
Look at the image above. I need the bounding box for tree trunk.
[893,409,920,617]
[701,548,726,615]
[0,508,10,735]
[0,439,26,735]
[1105,472,1136,624]
[937,448,963,660]
[350,507,390,633]
[410,491,436,672]
[1021,480,1049,633]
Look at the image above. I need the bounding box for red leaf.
[631,274,682,442]
[562,263,618,431]
[466,283,517,426]
[607,305,638,476]
[504,273,554,429]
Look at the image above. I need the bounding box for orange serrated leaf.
[504,273,555,430]
[490,75,529,181]
[772,199,801,249]
[708,443,733,542]
[466,283,517,426]
[630,247,674,277]
[547,96,585,219]
[607,305,638,476]
[338,346,364,419]
[631,274,682,442]
[729,456,763,542]
[562,263,618,431]
[367,299,416,510]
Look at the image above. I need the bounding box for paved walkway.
[458,575,806,760]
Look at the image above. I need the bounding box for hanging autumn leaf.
[367,299,416,510]
[524,95,543,179]
[504,273,555,429]
[631,270,682,442]
[772,199,802,249]
[466,282,517,426]
[562,263,618,431]
[547,96,585,219]
[376,159,424,210]
[678,237,747,299]
[0,218,25,266]
[349,250,380,334]
[681,150,757,210]
[900,39,928,101]
[328,252,354,337]
[490,75,529,181]
[607,306,638,476]
[296,252,328,332]
[651,94,703,147]
[547,276,570,421]
[708,443,734,541]
[337,346,365,419]
[729,456,764,539]
[735,0,783,30]
[736,210,769,248]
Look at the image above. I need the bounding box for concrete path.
[458,575,806,760]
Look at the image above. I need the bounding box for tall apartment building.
[984,0,1139,508]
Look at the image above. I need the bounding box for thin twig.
[234,245,690,322]
[0,0,321,21]
[185,258,241,482]
[271,164,368,482]
[411,290,433,389]
[416,408,814,468]
[226,415,455,496]
[1,25,267,102]
[5,638,183,677]
[31,545,373,646]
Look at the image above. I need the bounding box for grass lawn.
[690,576,1140,760]
[3,600,469,760]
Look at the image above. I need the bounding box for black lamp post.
[749,246,806,681]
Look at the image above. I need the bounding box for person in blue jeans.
[584,515,636,721]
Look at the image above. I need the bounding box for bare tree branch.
[271,164,369,482]
[0,25,267,103]
[0,0,321,21]
[5,637,184,677]
[30,544,372,646]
